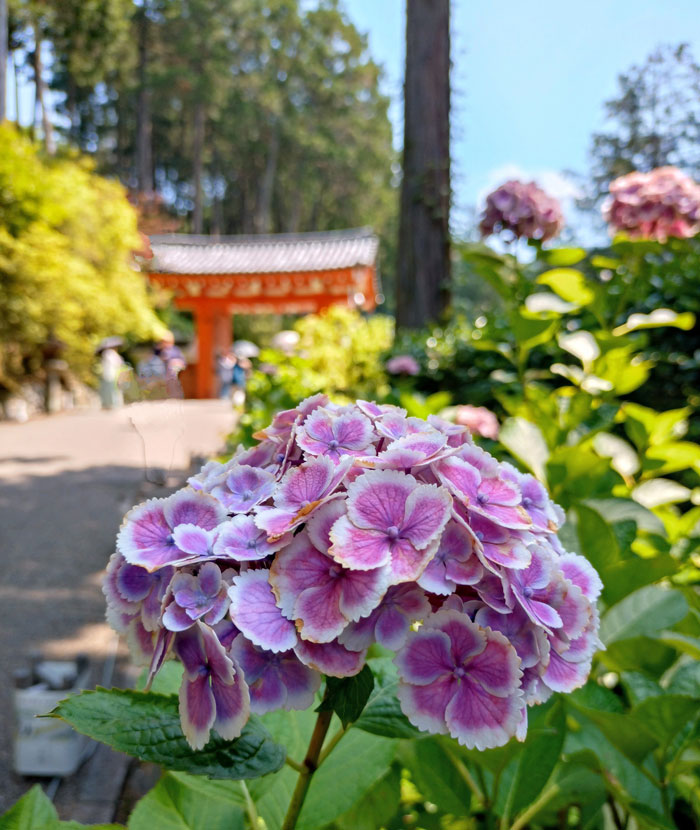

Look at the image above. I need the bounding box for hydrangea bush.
[479,179,564,242]
[105,394,601,756]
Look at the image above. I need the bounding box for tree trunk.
[136,9,153,193]
[33,23,55,154]
[192,99,205,233]
[396,0,450,329]
[0,0,7,122]
[254,123,280,233]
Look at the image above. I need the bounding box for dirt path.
[0,400,236,817]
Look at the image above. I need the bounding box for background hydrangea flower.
[603,166,700,241]
[479,179,564,242]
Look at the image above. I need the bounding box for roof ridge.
[149,227,375,247]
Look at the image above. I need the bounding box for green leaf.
[537,268,597,305]
[297,729,397,830]
[599,585,689,646]
[631,695,700,746]
[510,312,558,350]
[50,688,285,779]
[613,308,696,336]
[602,554,677,606]
[403,737,476,816]
[137,661,184,696]
[584,497,665,535]
[541,247,587,266]
[633,478,692,508]
[334,765,401,830]
[166,771,273,808]
[667,662,700,697]
[317,665,374,727]
[499,417,549,481]
[602,637,678,676]
[573,503,619,577]
[0,785,59,830]
[643,442,700,475]
[658,631,700,660]
[128,773,244,830]
[504,699,566,822]
[626,801,677,830]
[354,658,421,739]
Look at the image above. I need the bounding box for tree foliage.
[7,0,396,247]
[0,124,163,391]
[587,43,700,203]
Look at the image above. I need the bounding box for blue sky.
[343,0,700,226]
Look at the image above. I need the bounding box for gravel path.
[0,400,235,817]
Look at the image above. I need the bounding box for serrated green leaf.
[0,786,58,830]
[354,659,421,739]
[602,637,678,676]
[599,585,689,645]
[51,688,285,780]
[626,800,677,830]
[317,665,374,727]
[128,773,244,830]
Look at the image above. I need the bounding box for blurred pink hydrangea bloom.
[480,180,564,242]
[105,395,601,751]
[603,166,700,241]
[386,354,420,376]
[455,404,500,439]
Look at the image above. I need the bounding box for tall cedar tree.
[396,0,451,328]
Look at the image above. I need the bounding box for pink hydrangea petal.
[394,628,454,685]
[179,672,216,750]
[294,639,366,677]
[337,567,389,622]
[215,515,283,561]
[401,484,452,549]
[329,516,392,570]
[445,556,483,585]
[211,668,250,742]
[556,583,590,640]
[117,499,179,571]
[346,469,414,530]
[333,411,374,450]
[466,630,521,696]
[307,499,347,554]
[164,489,227,531]
[171,524,215,559]
[374,605,411,650]
[444,679,522,750]
[429,610,487,663]
[269,532,333,618]
[294,583,347,642]
[543,649,591,693]
[560,553,603,601]
[478,476,520,507]
[434,457,480,503]
[386,537,437,584]
[518,594,563,631]
[397,674,455,735]
[229,570,297,653]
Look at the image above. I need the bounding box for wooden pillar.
[213,311,233,354]
[193,306,215,399]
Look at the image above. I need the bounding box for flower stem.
[280,708,334,830]
[240,781,259,829]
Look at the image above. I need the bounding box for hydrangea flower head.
[603,166,700,241]
[480,179,564,242]
[106,395,601,750]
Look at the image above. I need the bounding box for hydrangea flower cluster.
[479,179,564,242]
[104,395,602,751]
[603,166,700,241]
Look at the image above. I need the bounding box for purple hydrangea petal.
[444,679,522,750]
[396,674,455,735]
[229,569,297,653]
[394,628,454,685]
[164,489,227,530]
[294,639,366,677]
[172,524,215,558]
[198,562,222,596]
[215,514,284,561]
[211,666,250,741]
[117,498,179,571]
[401,484,452,550]
[560,553,603,601]
[178,672,216,750]
[330,517,392,570]
[163,602,198,631]
[346,469,413,530]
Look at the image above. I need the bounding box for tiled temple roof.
[148,228,378,275]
